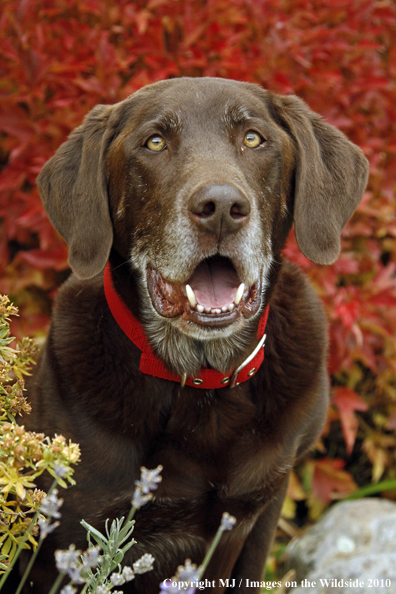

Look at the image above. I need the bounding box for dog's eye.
[243,131,264,149]
[146,135,166,152]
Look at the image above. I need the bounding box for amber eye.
[243,131,264,149]
[146,135,166,152]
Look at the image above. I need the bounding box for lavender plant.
[159,513,237,594]
[50,467,236,594]
[48,465,162,594]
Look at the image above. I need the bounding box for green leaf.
[80,521,107,549]
[346,479,396,500]
[1,537,12,556]
[110,551,124,572]
[120,539,136,555]
[118,521,135,543]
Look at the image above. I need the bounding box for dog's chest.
[148,385,288,510]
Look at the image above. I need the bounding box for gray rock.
[283,499,396,593]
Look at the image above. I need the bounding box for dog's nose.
[188,184,250,237]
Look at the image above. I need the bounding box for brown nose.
[188,184,250,238]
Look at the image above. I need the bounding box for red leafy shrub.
[1,0,396,517]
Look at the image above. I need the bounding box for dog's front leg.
[226,476,289,594]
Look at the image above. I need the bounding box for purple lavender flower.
[110,573,126,586]
[175,559,200,583]
[40,488,63,519]
[135,465,163,495]
[55,545,81,573]
[132,489,153,509]
[54,462,69,479]
[122,566,135,581]
[220,512,236,531]
[132,465,163,509]
[55,544,86,584]
[60,586,77,594]
[68,567,86,585]
[159,559,199,593]
[38,518,60,539]
[81,545,101,569]
[160,580,184,594]
[133,553,155,574]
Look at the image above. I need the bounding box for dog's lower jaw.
[139,288,265,377]
[148,319,261,377]
[129,258,272,376]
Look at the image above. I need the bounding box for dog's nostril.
[200,201,216,217]
[230,202,249,219]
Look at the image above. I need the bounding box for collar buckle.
[180,333,266,389]
[230,333,266,388]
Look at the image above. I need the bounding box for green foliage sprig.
[0,295,80,586]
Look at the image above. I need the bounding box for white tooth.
[186,284,197,308]
[221,306,228,313]
[204,307,211,314]
[197,304,204,313]
[227,303,234,311]
[234,283,245,305]
[213,308,221,314]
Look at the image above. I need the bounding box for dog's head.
[37,77,369,344]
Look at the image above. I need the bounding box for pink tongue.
[188,258,240,308]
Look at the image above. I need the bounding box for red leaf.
[332,387,368,454]
[311,458,357,503]
[18,245,69,271]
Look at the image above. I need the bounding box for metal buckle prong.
[230,334,266,388]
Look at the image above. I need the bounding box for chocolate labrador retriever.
[22,77,369,593]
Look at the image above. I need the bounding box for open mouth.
[147,256,261,327]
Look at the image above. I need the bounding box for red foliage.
[1,0,396,506]
[311,458,357,505]
[332,387,369,455]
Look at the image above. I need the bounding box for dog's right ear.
[37,104,115,280]
[267,93,369,265]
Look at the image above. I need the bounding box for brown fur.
[20,77,369,593]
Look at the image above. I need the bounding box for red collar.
[103,263,269,389]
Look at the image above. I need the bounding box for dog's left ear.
[37,104,117,279]
[271,94,369,265]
